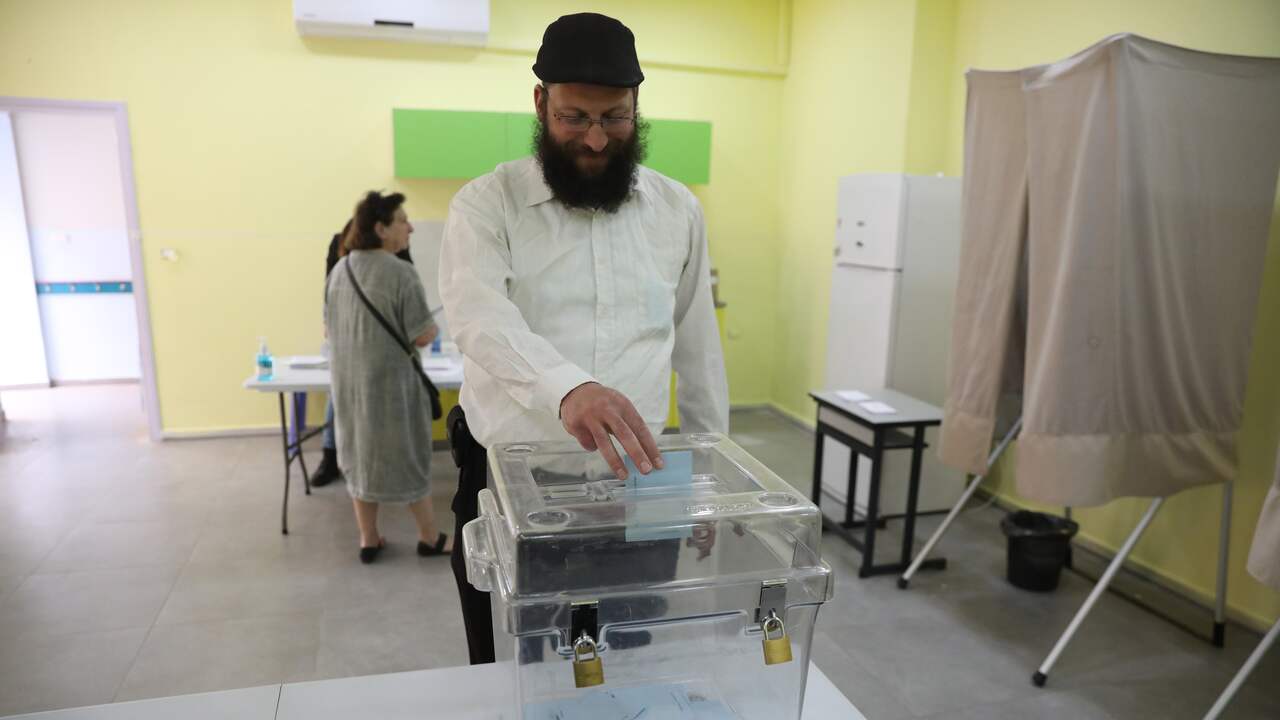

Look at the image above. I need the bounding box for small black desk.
[809,389,948,579]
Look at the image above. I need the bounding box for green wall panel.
[392,109,507,179]
[394,109,712,185]
[643,118,712,185]
[505,113,537,163]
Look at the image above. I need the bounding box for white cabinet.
[822,174,964,517]
[834,174,906,270]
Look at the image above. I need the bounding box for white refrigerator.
[819,173,964,521]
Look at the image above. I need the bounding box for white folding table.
[243,354,463,533]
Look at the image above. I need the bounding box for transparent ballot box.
[463,433,834,719]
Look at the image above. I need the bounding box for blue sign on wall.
[35,282,133,294]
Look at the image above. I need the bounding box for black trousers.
[447,406,495,665]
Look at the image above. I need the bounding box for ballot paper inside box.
[462,433,833,720]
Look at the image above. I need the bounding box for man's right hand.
[560,382,664,480]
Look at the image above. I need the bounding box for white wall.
[0,111,49,387]
[14,109,140,382]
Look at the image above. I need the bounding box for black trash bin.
[1000,511,1079,592]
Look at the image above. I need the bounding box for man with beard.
[438,12,728,664]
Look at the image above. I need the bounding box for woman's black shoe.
[359,539,385,564]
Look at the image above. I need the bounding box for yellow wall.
[0,0,785,432]
[903,0,957,176]
[772,0,922,421]
[942,0,1280,628]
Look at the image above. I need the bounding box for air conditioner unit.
[294,0,489,48]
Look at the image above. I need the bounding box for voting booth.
[463,433,833,719]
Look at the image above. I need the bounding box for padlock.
[761,611,793,665]
[572,633,605,688]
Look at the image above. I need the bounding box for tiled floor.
[0,385,1277,718]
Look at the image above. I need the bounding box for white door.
[0,112,49,387]
[14,109,141,382]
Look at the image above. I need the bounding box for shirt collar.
[524,161,555,207]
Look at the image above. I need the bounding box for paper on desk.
[836,389,870,402]
[624,450,694,542]
[288,355,328,369]
[859,400,897,415]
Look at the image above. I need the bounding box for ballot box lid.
[472,433,829,601]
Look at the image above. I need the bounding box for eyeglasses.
[552,112,635,133]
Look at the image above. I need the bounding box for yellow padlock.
[572,634,605,688]
[761,612,793,665]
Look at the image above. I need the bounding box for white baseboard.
[161,426,279,441]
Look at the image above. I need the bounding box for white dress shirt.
[439,156,729,448]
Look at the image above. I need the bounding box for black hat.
[532,13,644,88]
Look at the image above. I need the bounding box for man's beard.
[533,114,647,214]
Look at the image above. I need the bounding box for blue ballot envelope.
[625,450,695,542]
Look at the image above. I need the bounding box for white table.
[243,353,463,534]
[809,388,947,579]
[4,662,862,719]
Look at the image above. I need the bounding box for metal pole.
[899,417,1023,589]
[1204,618,1280,720]
[1033,497,1164,687]
[1213,481,1232,647]
[294,393,312,495]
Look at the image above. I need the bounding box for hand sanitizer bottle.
[256,337,273,381]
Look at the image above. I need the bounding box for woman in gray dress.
[326,191,452,563]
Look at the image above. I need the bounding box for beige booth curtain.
[939,35,1280,507]
[937,68,1029,478]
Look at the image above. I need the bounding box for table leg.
[292,393,311,495]
[860,431,884,578]
[900,426,926,567]
[844,453,858,527]
[278,392,291,536]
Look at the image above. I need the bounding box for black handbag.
[344,258,443,420]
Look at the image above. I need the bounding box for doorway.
[0,97,160,440]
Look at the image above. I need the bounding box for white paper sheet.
[859,401,897,415]
[288,355,328,369]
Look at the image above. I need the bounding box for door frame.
[0,96,162,441]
